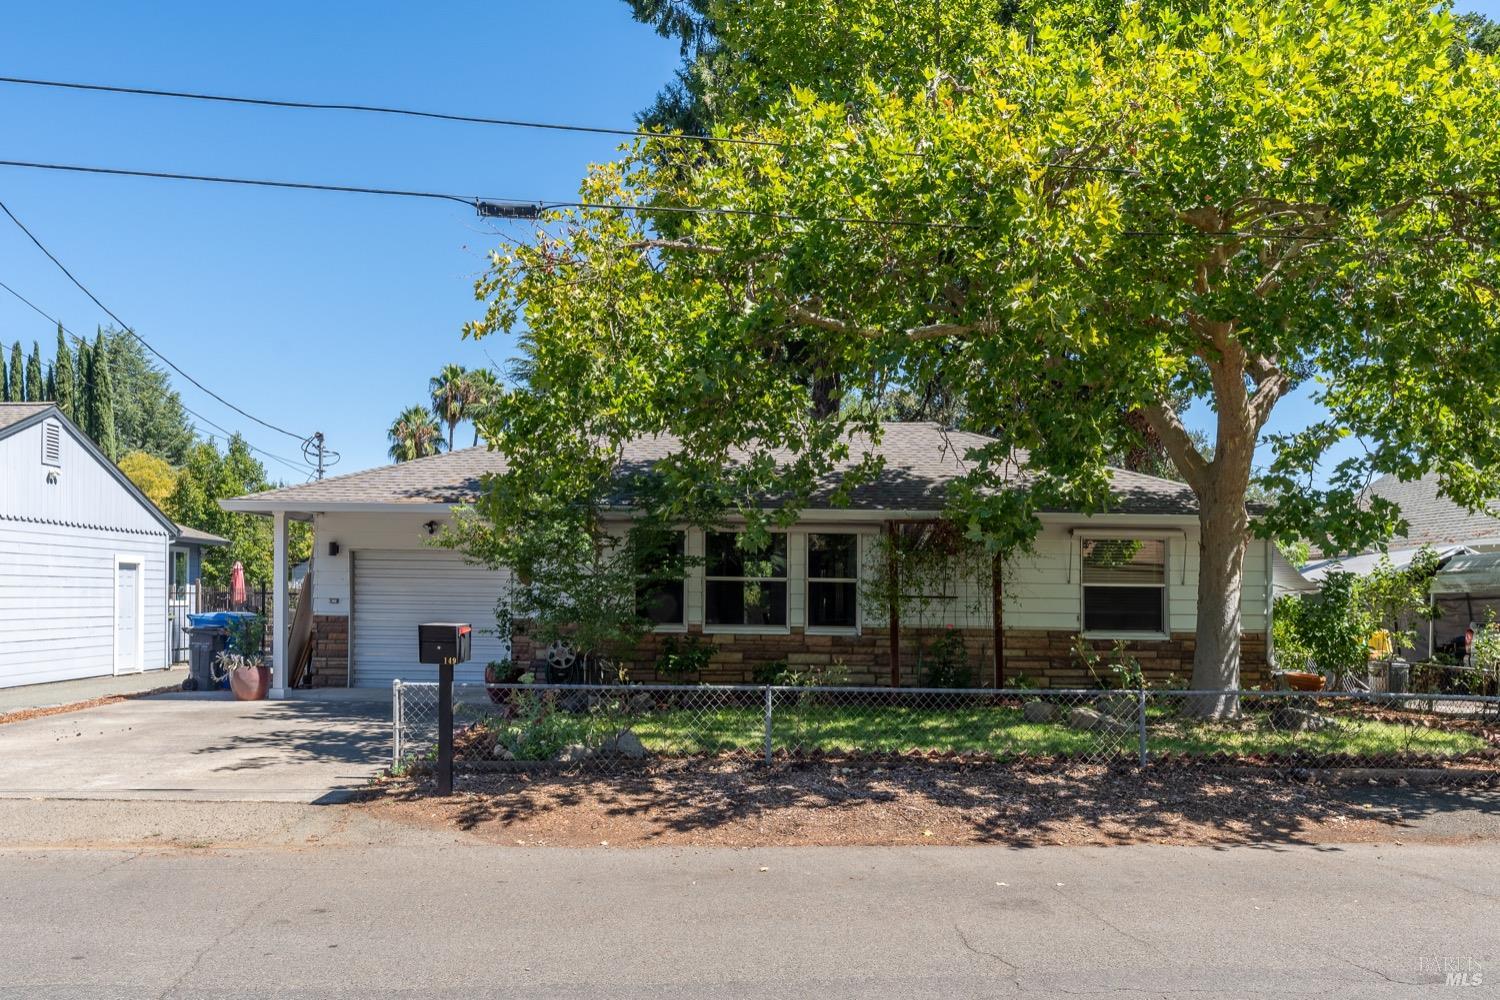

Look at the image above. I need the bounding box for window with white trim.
[705,531,787,627]
[1080,537,1167,634]
[633,530,686,627]
[807,532,859,629]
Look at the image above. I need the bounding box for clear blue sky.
[1,2,1495,482]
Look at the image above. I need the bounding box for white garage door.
[351,550,511,688]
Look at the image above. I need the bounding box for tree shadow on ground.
[384,759,1500,848]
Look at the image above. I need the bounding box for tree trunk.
[1188,482,1250,717]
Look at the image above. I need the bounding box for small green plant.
[657,635,714,683]
[1009,672,1038,690]
[225,615,266,657]
[1074,638,1145,689]
[920,626,972,688]
[752,659,850,687]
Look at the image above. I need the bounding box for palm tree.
[387,406,445,463]
[430,364,480,453]
[464,368,501,446]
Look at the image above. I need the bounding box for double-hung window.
[634,530,686,627]
[807,532,859,629]
[705,531,787,627]
[1080,537,1167,635]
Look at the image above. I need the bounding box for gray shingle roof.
[173,522,229,547]
[1366,473,1500,548]
[0,402,57,434]
[226,422,1199,516]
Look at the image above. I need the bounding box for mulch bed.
[362,758,1500,848]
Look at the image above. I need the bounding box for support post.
[762,685,774,766]
[270,509,288,698]
[437,660,454,796]
[392,679,403,768]
[886,521,901,688]
[1137,683,1149,767]
[991,551,1005,689]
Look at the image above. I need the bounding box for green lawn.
[468,700,1488,761]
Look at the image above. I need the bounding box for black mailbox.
[418,622,472,665]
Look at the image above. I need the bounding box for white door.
[351,550,511,688]
[115,559,142,675]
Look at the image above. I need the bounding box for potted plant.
[220,616,270,701]
[483,658,525,704]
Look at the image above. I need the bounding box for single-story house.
[1302,473,1500,659]
[223,422,1300,697]
[0,403,178,688]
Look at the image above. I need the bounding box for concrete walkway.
[0,666,186,714]
[0,841,1492,998]
[0,694,389,803]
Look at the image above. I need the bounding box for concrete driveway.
[0,694,389,803]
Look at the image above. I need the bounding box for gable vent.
[41,419,62,468]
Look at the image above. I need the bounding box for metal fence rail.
[391,681,1500,776]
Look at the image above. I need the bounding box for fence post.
[392,679,403,768]
[1136,683,1149,767]
[763,686,774,766]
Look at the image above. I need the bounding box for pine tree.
[53,324,75,420]
[25,342,43,402]
[7,343,21,406]
[91,331,117,460]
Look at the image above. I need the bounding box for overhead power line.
[0,195,313,440]
[0,276,313,476]
[0,74,789,149]
[0,158,979,230]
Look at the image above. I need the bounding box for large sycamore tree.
[469,0,1500,703]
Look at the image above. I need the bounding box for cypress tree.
[45,363,55,402]
[92,331,117,460]
[76,338,95,439]
[53,324,75,420]
[7,343,21,406]
[25,342,43,402]
[0,347,8,402]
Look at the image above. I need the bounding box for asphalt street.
[1,840,1494,999]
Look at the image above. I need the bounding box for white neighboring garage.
[0,403,175,688]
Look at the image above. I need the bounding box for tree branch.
[784,302,998,342]
[1139,402,1211,493]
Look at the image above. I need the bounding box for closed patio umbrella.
[229,561,247,609]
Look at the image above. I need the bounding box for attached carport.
[1428,552,1500,658]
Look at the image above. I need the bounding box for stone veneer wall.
[308,615,349,688]
[509,626,1269,689]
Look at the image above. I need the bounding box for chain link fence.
[391,681,1500,776]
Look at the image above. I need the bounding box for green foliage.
[89,331,117,461]
[656,634,714,682]
[1074,638,1146,690]
[6,343,21,406]
[117,450,178,508]
[165,435,311,587]
[920,626,972,688]
[52,325,73,421]
[441,509,662,667]
[99,329,194,463]
[225,614,266,659]
[1276,573,1376,686]
[1358,547,1440,660]
[24,341,42,402]
[387,405,444,462]
[474,0,1500,693]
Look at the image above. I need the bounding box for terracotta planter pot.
[229,663,272,701]
[1283,671,1326,692]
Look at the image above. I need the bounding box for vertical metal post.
[886,521,902,687]
[392,679,403,768]
[991,551,1005,689]
[763,685,774,766]
[1136,683,1149,767]
[437,660,454,795]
